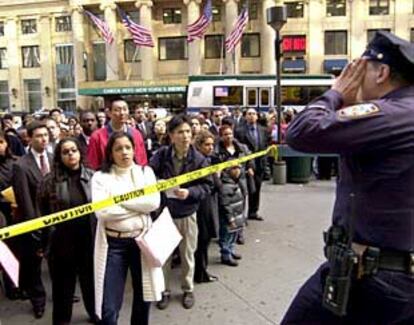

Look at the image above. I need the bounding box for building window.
[241,33,260,58]
[0,81,9,110]
[159,37,187,60]
[212,6,221,22]
[24,79,42,112]
[367,29,391,43]
[327,0,346,17]
[93,42,106,81]
[369,0,389,15]
[128,11,140,23]
[163,8,182,24]
[205,35,224,59]
[0,22,4,37]
[0,48,7,69]
[285,1,305,18]
[56,16,72,32]
[325,31,347,55]
[238,2,258,20]
[21,19,37,34]
[411,28,414,43]
[124,40,140,62]
[22,46,40,68]
[56,45,76,112]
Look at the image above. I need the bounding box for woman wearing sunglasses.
[38,137,97,325]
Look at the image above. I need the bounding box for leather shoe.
[33,307,45,319]
[195,273,218,283]
[248,215,264,221]
[221,258,238,267]
[207,274,219,282]
[182,292,195,309]
[156,291,170,310]
[87,315,100,324]
[232,252,242,260]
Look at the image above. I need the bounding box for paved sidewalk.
[0,180,335,325]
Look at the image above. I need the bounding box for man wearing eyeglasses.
[87,97,147,170]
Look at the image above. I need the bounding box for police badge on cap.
[362,31,414,75]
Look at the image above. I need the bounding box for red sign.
[283,36,306,52]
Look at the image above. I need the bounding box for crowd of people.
[0,100,293,325]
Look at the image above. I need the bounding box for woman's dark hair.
[52,137,83,180]
[101,132,135,173]
[0,130,14,159]
[167,114,192,133]
[219,124,233,137]
[194,130,215,151]
[221,116,234,128]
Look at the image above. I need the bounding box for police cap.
[362,31,414,74]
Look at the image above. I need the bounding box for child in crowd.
[219,164,246,267]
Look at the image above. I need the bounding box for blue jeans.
[219,217,238,260]
[100,237,150,325]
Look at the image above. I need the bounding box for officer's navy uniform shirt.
[286,86,414,252]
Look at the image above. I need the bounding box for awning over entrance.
[282,59,306,73]
[323,59,348,74]
[78,79,188,96]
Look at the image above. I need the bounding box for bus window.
[192,87,202,97]
[247,88,257,106]
[213,86,243,106]
[260,88,270,107]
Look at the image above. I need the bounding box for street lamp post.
[267,4,287,184]
[267,5,287,145]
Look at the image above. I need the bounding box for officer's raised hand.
[332,58,367,106]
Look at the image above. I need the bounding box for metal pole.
[275,29,282,145]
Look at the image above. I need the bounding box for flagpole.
[232,48,236,75]
[219,37,224,75]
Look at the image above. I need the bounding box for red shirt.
[87,125,147,170]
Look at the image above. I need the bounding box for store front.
[78,79,188,113]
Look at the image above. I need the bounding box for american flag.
[84,10,114,45]
[225,6,249,53]
[187,0,213,43]
[117,7,154,48]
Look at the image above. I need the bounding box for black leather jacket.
[38,165,96,251]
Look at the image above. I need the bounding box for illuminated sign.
[282,35,306,52]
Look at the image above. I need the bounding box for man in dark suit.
[209,108,223,137]
[12,121,53,319]
[78,111,97,165]
[134,105,153,153]
[235,108,270,221]
[232,106,245,130]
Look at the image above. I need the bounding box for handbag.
[136,208,182,268]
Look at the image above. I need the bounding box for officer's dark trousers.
[48,231,95,325]
[18,235,46,311]
[281,262,414,325]
[248,173,263,218]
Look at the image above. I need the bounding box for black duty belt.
[352,243,414,276]
[379,249,414,275]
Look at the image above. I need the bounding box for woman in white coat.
[92,132,162,325]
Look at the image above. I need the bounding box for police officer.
[281,31,414,324]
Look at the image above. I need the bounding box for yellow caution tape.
[0,145,278,241]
